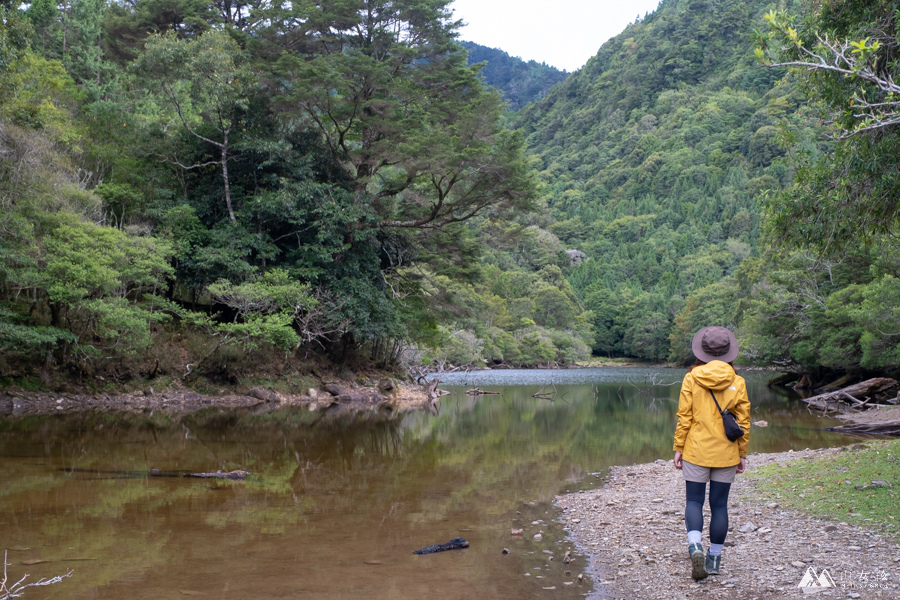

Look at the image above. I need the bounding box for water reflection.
[0,368,849,599]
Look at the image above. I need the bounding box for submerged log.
[465,388,500,396]
[801,377,898,410]
[62,468,250,480]
[413,537,469,555]
[187,469,249,480]
[826,420,900,436]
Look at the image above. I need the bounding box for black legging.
[685,480,731,544]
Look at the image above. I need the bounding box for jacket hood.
[691,360,736,391]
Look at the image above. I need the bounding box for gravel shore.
[556,447,900,599]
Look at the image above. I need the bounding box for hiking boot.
[687,542,703,559]
[689,543,708,580]
[705,552,721,575]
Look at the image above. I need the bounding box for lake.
[0,368,850,599]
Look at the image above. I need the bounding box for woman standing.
[673,326,750,580]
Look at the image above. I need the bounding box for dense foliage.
[3,0,899,383]
[0,0,552,383]
[513,0,822,363]
[739,0,900,373]
[461,41,568,111]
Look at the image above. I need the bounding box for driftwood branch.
[801,378,897,411]
[533,377,557,400]
[1,551,73,600]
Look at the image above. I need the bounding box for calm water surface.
[0,368,851,599]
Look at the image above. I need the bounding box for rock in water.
[413,537,469,555]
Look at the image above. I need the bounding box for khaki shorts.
[682,459,737,484]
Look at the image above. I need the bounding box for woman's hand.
[673,451,683,470]
[736,456,747,474]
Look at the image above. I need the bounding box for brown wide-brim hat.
[692,326,739,364]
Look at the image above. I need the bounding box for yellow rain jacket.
[673,360,750,467]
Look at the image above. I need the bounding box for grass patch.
[746,441,900,532]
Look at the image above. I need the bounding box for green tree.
[669,276,740,364]
[63,0,118,99]
[133,30,254,223]
[757,2,900,250]
[24,0,57,51]
[0,0,28,85]
[274,0,536,247]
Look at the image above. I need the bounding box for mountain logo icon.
[798,567,836,593]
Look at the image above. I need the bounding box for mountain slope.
[462,41,568,111]
[513,0,819,362]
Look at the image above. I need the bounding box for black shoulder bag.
[710,390,744,442]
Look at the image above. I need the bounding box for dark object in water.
[413,537,469,555]
[61,468,250,480]
[188,469,249,480]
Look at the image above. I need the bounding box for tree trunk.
[221,138,236,223]
[424,377,441,415]
[41,351,52,386]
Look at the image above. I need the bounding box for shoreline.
[556,445,900,599]
[0,382,430,418]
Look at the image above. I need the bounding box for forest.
[1,0,899,387]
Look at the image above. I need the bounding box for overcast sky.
[450,0,663,72]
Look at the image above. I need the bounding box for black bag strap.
[710,389,727,414]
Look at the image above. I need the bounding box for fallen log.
[801,377,898,410]
[814,374,856,394]
[825,420,900,436]
[465,388,500,396]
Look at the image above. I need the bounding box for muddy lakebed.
[0,368,855,599]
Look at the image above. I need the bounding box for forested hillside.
[2,0,899,387]
[461,41,568,111]
[745,0,900,375]
[515,0,821,363]
[504,0,900,376]
[0,0,553,385]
